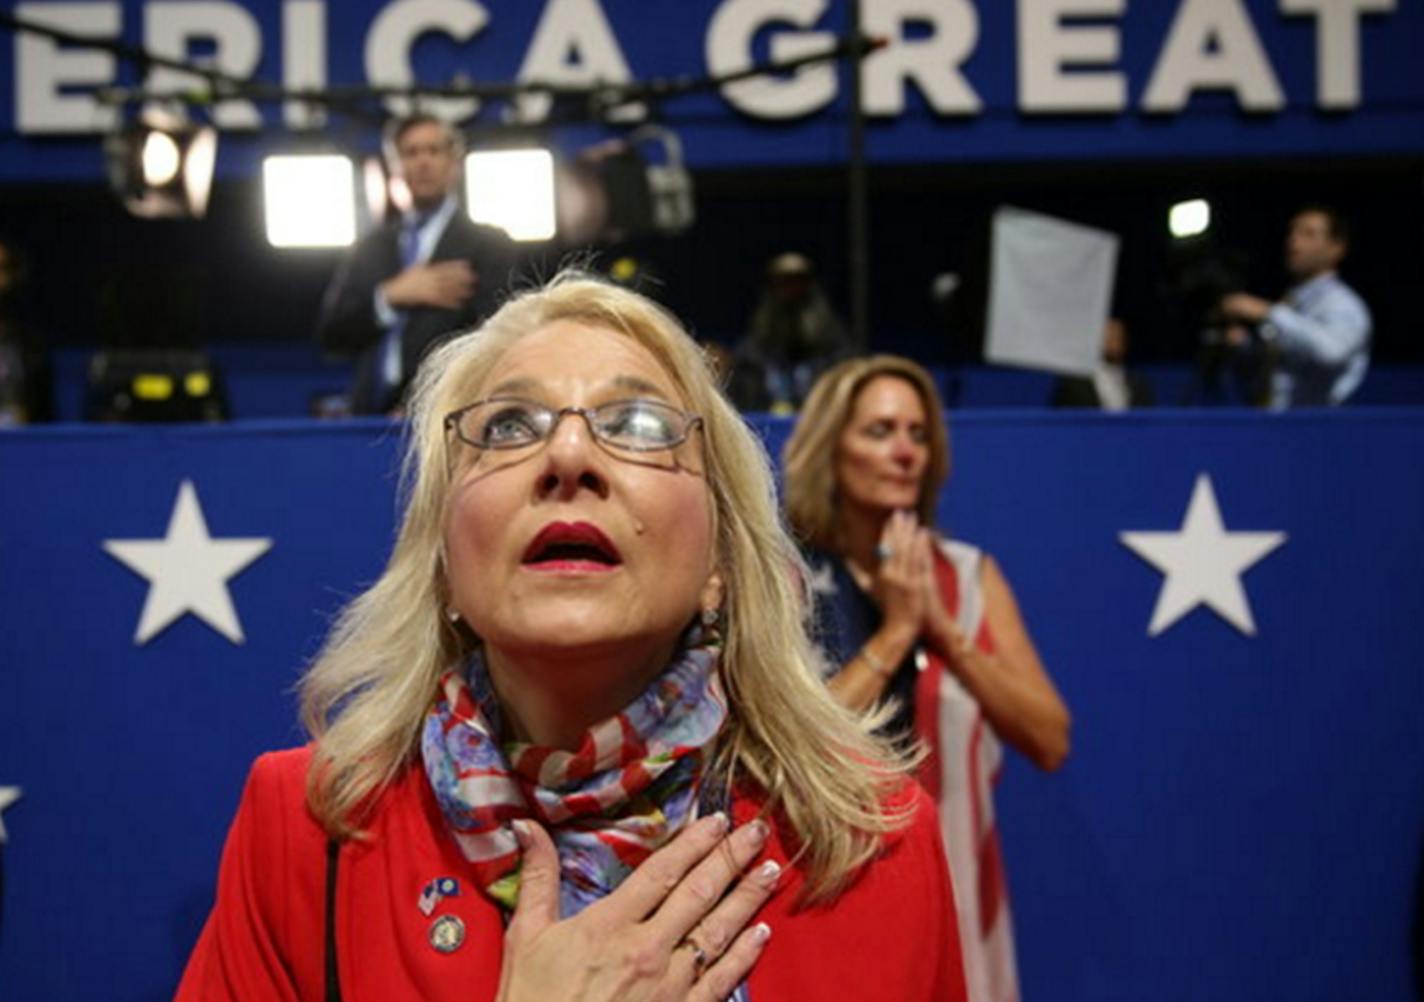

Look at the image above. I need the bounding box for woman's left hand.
[915,533,961,660]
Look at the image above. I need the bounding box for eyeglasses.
[444,397,704,454]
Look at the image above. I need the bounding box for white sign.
[985,206,1119,378]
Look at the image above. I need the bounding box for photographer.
[1218,206,1371,408]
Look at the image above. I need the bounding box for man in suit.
[316,114,517,415]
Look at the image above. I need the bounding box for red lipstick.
[522,521,622,572]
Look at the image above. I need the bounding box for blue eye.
[478,405,544,447]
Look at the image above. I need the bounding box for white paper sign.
[986,206,1120,377]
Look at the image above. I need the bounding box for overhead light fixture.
[103,110,217,220]
[1169,198,1211,240]
[262,154,358,248]
[464,148,557,242]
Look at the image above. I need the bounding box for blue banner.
[1,0,1421,180]
[1,409,1422,1000]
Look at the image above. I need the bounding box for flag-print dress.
[807,537,1020,1002]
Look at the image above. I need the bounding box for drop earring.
[700,606,723,646]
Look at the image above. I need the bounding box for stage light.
[103,111,217,220]
[1169,199,1211,240]
[634,127,695,236]
[557,127,695,245]
[141,131,181,187]
[464,149,557,242]
[262,155,358,248]
[362,155,392,224]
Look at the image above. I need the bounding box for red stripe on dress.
[967,712,1007,933]
[978,825,1007,933]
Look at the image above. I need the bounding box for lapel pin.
[418,876,462,916]
[428,914,466,954]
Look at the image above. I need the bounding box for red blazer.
[176,746,967,1001]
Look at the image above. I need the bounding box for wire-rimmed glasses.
[443,397,704,455]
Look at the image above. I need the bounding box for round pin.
[428,914,466,954]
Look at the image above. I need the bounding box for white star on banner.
[0,787,20,843]
[807,561,837,597]
[1120,473,1286,637]
[103,480,273,645]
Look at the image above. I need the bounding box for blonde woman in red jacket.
[177,275,967,1002]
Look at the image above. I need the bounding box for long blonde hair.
[299,274,913,900]
[782,355,950,552]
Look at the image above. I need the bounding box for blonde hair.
[782,355,950,552]
[299,273,913,900]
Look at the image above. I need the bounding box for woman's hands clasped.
[869,510,929,645]
[495,812,780,1002]
[870,512,969,678]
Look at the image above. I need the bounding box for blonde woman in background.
[784,355,1071,1002]
[177,278,967,1001]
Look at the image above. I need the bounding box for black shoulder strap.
[324,838,343,1002]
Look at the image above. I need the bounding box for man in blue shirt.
[1219,206,1371,408]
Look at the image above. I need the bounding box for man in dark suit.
[317,113,518,415]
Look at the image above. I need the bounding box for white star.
[1120,473,1286,637]
[0,787,20,843]
[807,561,837,597]
[103,480,273,645]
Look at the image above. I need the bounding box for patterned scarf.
[421,626,727,917]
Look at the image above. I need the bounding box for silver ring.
[874,543,894,560]
[677,936,710,981]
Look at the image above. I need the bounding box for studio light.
[104,110,217,220]
[558,126,695,245]
[1169,199,1211,240]
[633,127,695,236]
[262,154,358,248]
[464,149,557,242]
[141,130,182,186]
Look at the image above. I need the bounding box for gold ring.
[677,936,710,981]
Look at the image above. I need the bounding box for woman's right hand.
[495,812,780,1002]
[872,510,927,643]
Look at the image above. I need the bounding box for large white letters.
[705,0,836,119]
[1018,0,1126,113]
[365,0,488,121]
[3,0,1408,140]
[282,0,326,128]
[861,0,981,115]
[1142,0,1284,112]
[16,2,120,134]
[516,0,636,122]
[1280,0,1394,109]
[144,3,263,129]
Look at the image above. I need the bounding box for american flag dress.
[808,538,1020,1002]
